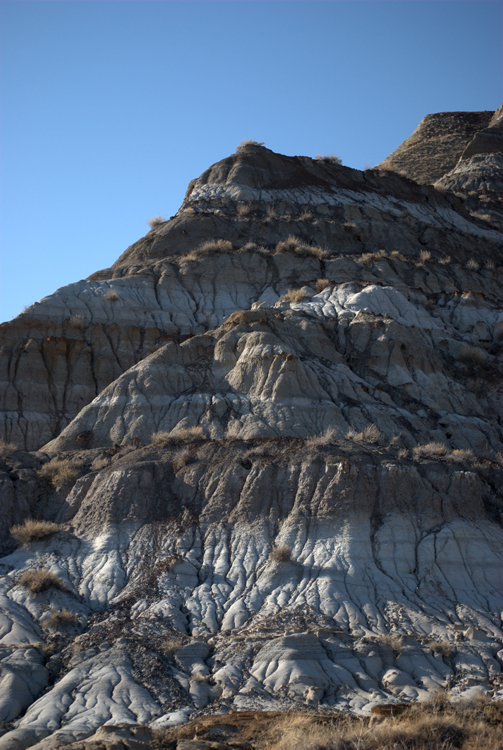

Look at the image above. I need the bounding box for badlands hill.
[0,107,502,750]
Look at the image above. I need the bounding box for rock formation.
[0,111,502,750]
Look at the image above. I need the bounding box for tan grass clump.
[10,519,59,546]
[184,239,233,261]
[237,139,264,150]
[104,289,119,302]
[42,608,79,630]
[172,447,191,472]
[379,633,404,654]
[269,545,292,564]
[299,210,313,221]
[37,459,79,488]
[283,288,307,304]
[418,249,432,263]
[412,442,448,460]
[67,315,84,329]
[147,215,166,228]
[426,639,455,659]
[315,278,331,292]
[274,235,327,259]
[0,439,18,460]
[236,203,250,216]
[304,429,335,449]
[438,255,451,264]
[347,424,381,445]
[18,569,67,594]
[358,249,387,265]
[466,258,480,271]
[314,154,342,165]
[449,448,475,463]
[151,426,206,447]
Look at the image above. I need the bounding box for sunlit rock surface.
[0,108,502,749]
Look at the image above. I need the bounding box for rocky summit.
[0,108,502,750]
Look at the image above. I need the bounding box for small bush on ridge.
[10,519,59,546]
[38,459,79,488]
[42,608,79,630]
[18,569,67,594]
[269,545,292,564]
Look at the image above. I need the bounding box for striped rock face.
[0,115,502,750]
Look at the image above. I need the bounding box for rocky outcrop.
[0,117,502,749]
[377,110,493,185]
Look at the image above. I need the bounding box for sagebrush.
[10,519,60,546]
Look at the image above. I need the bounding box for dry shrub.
[449,448,475,463]
[67,315,84,329]
[274,235,327,259]
[104,289,119,302]
[471,212,492,222]
[397,448,409,459]
[314,154,342,165]
[151,426,206,447]
[379,633,404,654]
[283,288,307,304]
[315,278,331,292]
[37,459,79,488]
[147,215,166,228]
[466,258,480,271]
[299,210,313,221]
[418,249,432,263]
[427,640,455,659]
[458,345,486,366]
[10,519,59,546]
[237,139,264,149]
[236,203,250,216]
[185,239,233,261]
[439,255,451,264]
[343,221,357,231]
[0,439,17,460]
[160,636,185,655]
[358,249,387,265]
[172,447,191,472]
[304,429,335,449]
[485,259,495,269]
[412,442,448,460]
[269,545,292,564]
[348,424,381,445]
[18,568,67,594]
[42,608,79,630]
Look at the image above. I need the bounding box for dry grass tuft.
[379,633,404,653]
[283,288,307,304]
[484,258,495,269]
[418,249,432,263]
[67,315,84,329]
[104,289,119,302]
[10,519,60,546]
[147,215,166,228]
[172,447,191,472]
[42,608,79,630]
[413,442,448,460]
[448,448,475,463]
[37,458,79,488]
[269,545,292,564]
[358,249,387,265]
[314,154,342,165]
[304,429,335,449]
[299,210,313,221]
[0,439,18,460]
[315,278,331,292]
[237,139,264,150]
[184,239,233,262]
[18,568,67,594]
[466,258,480,271]
[274,235,327,259]
[426,640,455,659]
[236,203,250,216]
[347,423,382,445]
[151,426,207,447]
[439,255,451,265]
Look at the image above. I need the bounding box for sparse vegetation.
[314,154,342,165]
[274,235,328,259]
[304,429,335,449]
[379,633,404,654]
[37,458,79,488]
[426,639,455,659]
[418,249,432,263]
[458,345,486,366]
[269,545,292,564]
[42,608,79,630]
[315,278,331,292]
[347,424,381,444]
[104,289,119,302]
[449,448,476,463]
[237,139,264,149]
[172,447,191,472]
[183,239,233,262]
[299,210,313,221]
[151,426,207,447]
[10,519,60,546]
[358,249,387,265]
[0,439,17,460]
[466,258,480,270]
[18,568,67,594]
[236,203,250,216]
[412,442,448,459]
[283,288,307,304]
[66,315,84,329]
[147,215,166,228]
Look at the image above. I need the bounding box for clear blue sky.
[1,1,501,323]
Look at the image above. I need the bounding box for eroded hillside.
[0,112,502,750]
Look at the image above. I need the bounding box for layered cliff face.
[0,113,502,750]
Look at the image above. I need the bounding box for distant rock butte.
[0,108,502,750]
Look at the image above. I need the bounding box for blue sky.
[1,1,501,323]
